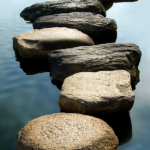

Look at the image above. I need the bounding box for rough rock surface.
[16,113,119,150]
[20,0,106,22]
[59,70,135,114]
[48,43,141,89]
[12,27,94,60]
[33,12,117,44]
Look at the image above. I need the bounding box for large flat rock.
[16,113,119,150]
[20,0,106,22]
[12,27,94,60]
[33,12,117,44]
[59,70,135,114]
[48,43,141,89]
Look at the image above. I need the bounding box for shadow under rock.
[50,73,63,90]
[13,48,50,75]
[88,30,117,45]
[51,79,63,90]
[102,2,114,11]
[94,112,132,146]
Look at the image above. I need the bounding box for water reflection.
[13,48,50,75]
[94,112,132,146]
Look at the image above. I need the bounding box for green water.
[0,0,150,150]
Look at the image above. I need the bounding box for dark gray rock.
[48,43,141,89]
[33,12,117,44]
[20,0,106,22]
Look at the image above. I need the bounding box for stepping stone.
[59,70,135,114]
[20,0,106,22]
[13,27,94,60]
[16,113,119,150]
[48,43,141,89]
[33,12,117,44]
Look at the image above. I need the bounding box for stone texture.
[100,0,137,2]
[12,27,94,60]
[59,70,135,115]
[48,43,141,89]
[33,12,117,44]
[16,113,119,150]
[20,0,106,22]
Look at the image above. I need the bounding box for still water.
[0,0,149,150]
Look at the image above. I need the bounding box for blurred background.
[0,0,149,149]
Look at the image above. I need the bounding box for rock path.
[14,0,140,149]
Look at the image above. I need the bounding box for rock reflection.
[51,79,63,90]
[102,2,114,11]
[94,112,132,145]
[13,48,50,75]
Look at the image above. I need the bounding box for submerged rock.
[33,12,117,44]
[59,70,135,114]
[48,43,141,89]
[12,27,94,60]
[16,113,119,150]
[20,0,106,22]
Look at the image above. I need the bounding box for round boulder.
[16,113,119,150]
[13,27,94,60]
